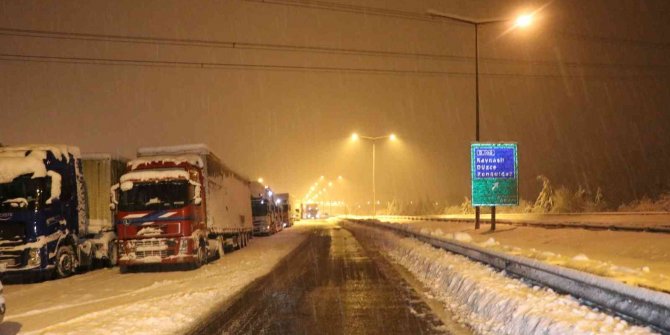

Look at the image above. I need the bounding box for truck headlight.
[28,248,41,266]
[179,239,189,255]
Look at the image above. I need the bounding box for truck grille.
[136,249,168,258]
[133,239,169,259]
[0,221,25,241]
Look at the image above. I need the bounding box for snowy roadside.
[346,222,657,335]
[379,212,670,231]
[366,217,670,293]
[1,221,328,335]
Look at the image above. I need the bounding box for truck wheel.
[56,245,76,278]
[234,235,241,250]
[217,237,225,258]
[106,243,118,268]
[194,244,207,268]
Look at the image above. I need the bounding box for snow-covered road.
[0,221,325,335]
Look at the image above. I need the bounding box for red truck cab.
[114,157,209,270]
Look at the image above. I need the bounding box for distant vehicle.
[0,145,124,281]
[250,182,281,235]
[275,193,294,228]
[303,203,319,219]
[112,144,253,272]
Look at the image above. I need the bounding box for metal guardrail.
[373,214,670,234]
[349,219,670,334]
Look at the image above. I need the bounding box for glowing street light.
[257,177,264,184]
[515,14,533,28]
[349,132,398,217]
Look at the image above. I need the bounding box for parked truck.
[0,145,123,281]
[250,182,281,235]
[112,144,253,272]
[275,193,294,228]
[81,153,127,267]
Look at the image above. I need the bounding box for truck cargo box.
[136,144,252,232]
[81,153,127,235]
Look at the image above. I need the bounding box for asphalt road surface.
[195,222,470,335]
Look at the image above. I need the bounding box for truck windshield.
[119,180,191,211]
[252,200,268,216]
[0,174,50,211]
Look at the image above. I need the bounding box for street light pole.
[427,9,533,230]
[372,141,376,217]
[351,133,397,218]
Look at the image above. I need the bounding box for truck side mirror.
[194,197,202,206]
[109,203,117,211]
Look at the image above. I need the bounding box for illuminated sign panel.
[471,143,518,206]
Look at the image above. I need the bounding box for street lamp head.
[389,133,397,141]
[514,14,533,28]
[351,133,359,141]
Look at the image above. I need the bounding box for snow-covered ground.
[366,216,670,293]
[0,221,327,335]
[348,223,658,335]
[383,212,670,231]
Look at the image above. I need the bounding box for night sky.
[1,0,669,207]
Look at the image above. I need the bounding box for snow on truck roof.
[0,144,79,184]
[0,156,47,184]
[127,154,204,170]
[81,152,128,161]
[134,144,251,183]
[137,144,210,156]
[120,169,190,184]
[0,144,80,162]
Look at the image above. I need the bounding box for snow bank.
[351,224,656,335]
[6,223,314,334]
[128,154,204,170]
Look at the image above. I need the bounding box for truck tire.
[106,243,118,268]
[194,243,207,269]
[234,235,241,250]
[119,265,129,274]
[217,237,225,258]
[55,245,76,278]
